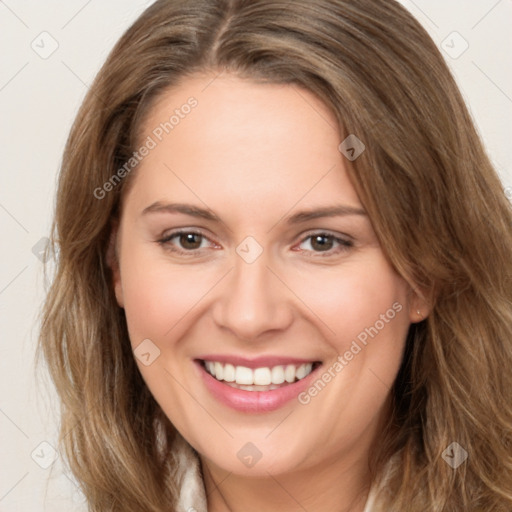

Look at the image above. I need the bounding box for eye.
[296,232,353,256]
[158,229,217,256]
[157,229,353,258]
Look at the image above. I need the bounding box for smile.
[202,360,318,390]
[195,357,323,413]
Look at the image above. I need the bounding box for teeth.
[284,364,296,383]
[235,366,253,385]
[214,362,224,380]
[223,363,235,382]
[226,382,283,392]
[254,367,271,386]
[204,361,315,386]
[271,365,285,385]
[296,364,308,380]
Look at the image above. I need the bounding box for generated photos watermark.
[93,97,198,200]
[298,301,403,405]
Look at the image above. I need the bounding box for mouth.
[194,357,323,412]
[199,359,322,391]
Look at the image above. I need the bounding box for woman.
[38,0,512,510]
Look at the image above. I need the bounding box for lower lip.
[195,361,322,413]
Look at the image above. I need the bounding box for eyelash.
[157,229,353,258]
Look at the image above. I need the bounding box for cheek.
[287,253,410,348]
[118,244,215,346]
[285,257,410,448]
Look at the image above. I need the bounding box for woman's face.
[111,73,423,478]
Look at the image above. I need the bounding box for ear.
[106,220,124,308]
[407,285,431,324]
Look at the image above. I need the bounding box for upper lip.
[195,355,321,369]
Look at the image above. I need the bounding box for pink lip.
[195,354,319,369]
[194,360,322,413]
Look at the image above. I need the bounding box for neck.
[199,393,394,512]
[201,447,372,512]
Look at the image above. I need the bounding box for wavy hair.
[38,0,512,510]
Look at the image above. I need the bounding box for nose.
[211,250,294,342]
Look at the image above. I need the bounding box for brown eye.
[310,234,335,251]
[179,232,203,250]
[297,232,353,256]
[158,230,213,255]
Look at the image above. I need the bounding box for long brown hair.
[38,0,512,510]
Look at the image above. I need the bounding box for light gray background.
[1,1,511,510]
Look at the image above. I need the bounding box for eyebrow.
[285,205,367,223]
[141,202,220,221]
[141,202,367,223]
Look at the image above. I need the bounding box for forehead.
[126,73,362,215]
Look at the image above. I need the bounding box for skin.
[110,73,428,512]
